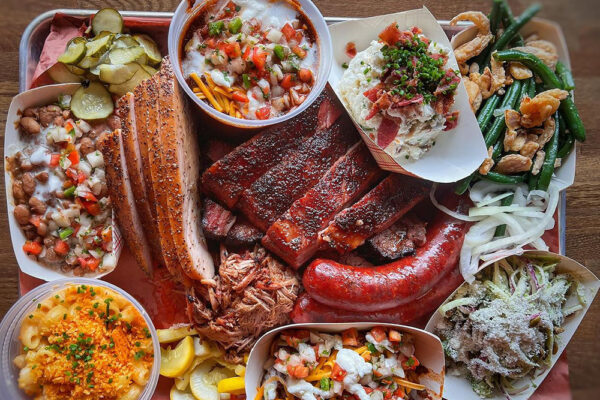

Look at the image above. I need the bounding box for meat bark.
[202,198,236,240]
[320,174,430,253]
[201,88,342,209]
[263,142,382,268]
[226,219,264,248]
[237,116,358,232]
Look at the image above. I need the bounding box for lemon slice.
[161,336,195,378]
[189,360,235,400]
[217,376,245,394]
[157,326,198,344]
[170,385,196,400]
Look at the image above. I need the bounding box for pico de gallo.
[256,327,431,400]
[7,97,117,275]
[181,0,319,120]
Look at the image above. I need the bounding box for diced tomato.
[286,364,309,379]
[281,23,296,41]
[64,121,75,132]
[331,363,347,382]
[292,45,306,59]
[298,68,312,83]
[82,200,101,216]
[65,168,78,181]
[242,46,252,61]
[50,154,60,167]
[364,387,374,394]
[361,352,371,362]
[370,326,387,343]
[394,388,406,399]
[101,227,112,244]
[79,191,98,203]
[255,106,271,120]
[381,388,393,400]
[252,47,267,71]
[23,241,42,255]
[373,369,383,378]
[280,74,295,90]
[205,38,217,49]
[281,329,310,347]
[77,171,87,184]
[341,328,359,347]
[86,257,101,271]
[223,42,242,58]
[230,395,246,400]
[28,215,41,228]
[72,222,81,235]
[54,240,70,256]
[221,1,237,18]
[388,329,402,342]
[232,91,249,103]
[294,30,304,43]
[402,355,420,370]
[378,23,402,45]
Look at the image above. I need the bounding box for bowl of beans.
[168,0,333,129]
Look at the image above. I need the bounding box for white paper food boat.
[246,322,446,400]
[328,7,488,183]
[452,17,576,191]
[425,250,599,400]
[4,83,123,281]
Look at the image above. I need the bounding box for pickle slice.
[71,82,114,120]
[108,46,145,65]
[99,63,141,84]
[92,8,123,36]
[133,34,162,65]
[85,34,113,57]
[113,35,140,49]
[66,64,86,75]
[58,37,87,65]
[141,64,158,76]
[108,67,151,97]
[77,56,100,69]
[47,63,83,83]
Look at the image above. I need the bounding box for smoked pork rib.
[237,116,358,232]
[98,130,153,274]
[320,174,430,253]
[157,57,214,281]
[201,89,342,209]
[263,142,382,268]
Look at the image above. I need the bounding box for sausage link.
[292,266,464,323]
[302,193,468,311]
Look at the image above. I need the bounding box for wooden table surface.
[1,0,598,397]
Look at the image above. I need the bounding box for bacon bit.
[379,23,401,46]
[363,84,383,102]
[444,111,460,131]
[377,117,399,148]
[345,41,357,58]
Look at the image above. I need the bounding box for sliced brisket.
[202,198,236,240]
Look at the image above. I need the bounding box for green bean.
[479,171,528,184]
[454,82,523,195]
[537,112,561,191]
[520,78,533,101]
[528,77,537,98]
[557,134,574,159]
[477,94,501,130]
[490,0,504,35]
[494,193,514,236]
[556,61,575,90]
[494,50,586,142]
[480,3,541,70]
[499,0,525,47]
[492,137,504,160]
[484,80,524,148]
[528,173,539,191]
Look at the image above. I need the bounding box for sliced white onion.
[469,205,543,217]
[430,184,479,222]
[475,191,513,208]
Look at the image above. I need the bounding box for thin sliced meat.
[97,130,153,275]
[145,73,187,284]
[226,218,264,248]
[201,89,341,209]
[320,174,430,253]
[116,93,162,266]
[263,142,382,268]
[157,57,214,281]
[202,198,236,240]
[237,117,358,231]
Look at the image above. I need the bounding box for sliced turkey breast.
[97,130,153,275]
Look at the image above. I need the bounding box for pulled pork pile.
[186,246,298,359]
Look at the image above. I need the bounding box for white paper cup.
[328,7,488,183]
[168,0,333,131]
[4,83,123,281]
[425,250,599,400]
[246,322,446,400]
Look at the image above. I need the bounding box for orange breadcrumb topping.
[15,284,154,400]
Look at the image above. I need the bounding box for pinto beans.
[12,180,26,203]
[29,196,46,215]
[20,117,41,135]
[39,105,62,127]
[36,222,48,236]
[107,114,121,131]
[35,172,49,183]
[22,173,36,196]
[22,107,39,119]
[79,137,95,155]
[13,204,31,225]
